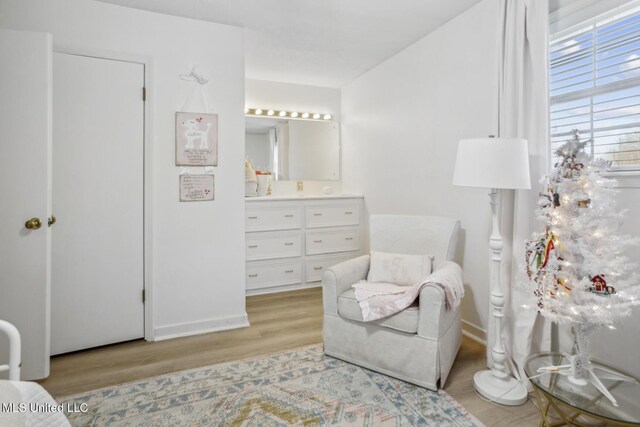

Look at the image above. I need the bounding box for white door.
[51,53,145,355]
[0,29,52,380]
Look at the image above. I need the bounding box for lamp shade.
[452,138,531,190]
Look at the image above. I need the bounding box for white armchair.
[322,215,462,390]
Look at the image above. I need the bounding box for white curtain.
[487,0,552,383]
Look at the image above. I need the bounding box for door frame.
[52,45,155,341]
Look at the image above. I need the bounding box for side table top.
[524,352,640,425]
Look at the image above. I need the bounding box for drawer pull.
[248,273,258,278]
[248,216,258,219]
[248,245,258,248]
[314,239,323,243]
[345,211,353,215]
[284,214,294,218]
[285,269,294,273]
[313,213,322,216]
[345,237,354,241]
[284,242,294,246]
[314,266,323,270]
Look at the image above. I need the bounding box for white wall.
[246,79,343,195]
[342,0,500,335]
[0,0,248,341]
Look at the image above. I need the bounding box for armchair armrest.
[417,266,461,340]
[322,254,370,315]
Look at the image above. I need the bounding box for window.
[550,2,640,171]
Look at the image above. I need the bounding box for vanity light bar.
[246,108,332,121]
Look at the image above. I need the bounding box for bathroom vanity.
[244,195,364,295]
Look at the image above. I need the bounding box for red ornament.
[589,275,615,295]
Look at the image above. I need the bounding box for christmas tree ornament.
[521,130,640,406]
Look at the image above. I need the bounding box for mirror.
[245,116,340,181]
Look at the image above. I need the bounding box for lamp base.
[473,369,528,406]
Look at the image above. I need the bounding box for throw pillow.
[367,251,434,286]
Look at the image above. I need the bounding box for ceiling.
[97,0,482,88]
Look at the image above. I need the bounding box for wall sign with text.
[179,174,215,202]
[175,112,218,166]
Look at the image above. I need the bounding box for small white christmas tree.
[523,130,640,405]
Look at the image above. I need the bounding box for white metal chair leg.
[0,319,21,380]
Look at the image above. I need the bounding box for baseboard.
[246,282,321,296]
[462,320,487,345]
[152,313,250,341]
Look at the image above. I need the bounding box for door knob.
[48,215,56,227]
[25,217,42,230]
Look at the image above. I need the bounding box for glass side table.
[524,352,640,427]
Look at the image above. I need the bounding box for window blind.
[550,2,640,170]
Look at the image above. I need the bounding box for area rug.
[60,344,484,426]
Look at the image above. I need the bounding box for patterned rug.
[60,344,484,426]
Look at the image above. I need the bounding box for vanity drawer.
[246,231,302,261]
[305,204,360,228]
[245,206,303,231]
[246,259,302,290]
[306,228,360,255]
[305,253,359,283]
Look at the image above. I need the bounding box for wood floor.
[38,287,541,426]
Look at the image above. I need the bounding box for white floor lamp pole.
[472,188,527,405]
[452,137,531,406]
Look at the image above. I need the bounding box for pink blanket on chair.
[352,261,464,321]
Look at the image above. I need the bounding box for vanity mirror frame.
[245,109,341,182]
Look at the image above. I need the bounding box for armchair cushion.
[337,289,419,333]
[367,251,433,286]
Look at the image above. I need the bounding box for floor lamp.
[452,137,530,406]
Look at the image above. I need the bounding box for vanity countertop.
[246,194,363,202]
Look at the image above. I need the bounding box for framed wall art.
[176,112,218,166]
[179,174,215,202]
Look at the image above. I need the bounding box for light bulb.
[323,114,332,120]
[267,110,274,116]
[291,112,299,118]
[302,112,309,119]
[255,109,263,115]
[279,111,287,117]
[312,113,320,119]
